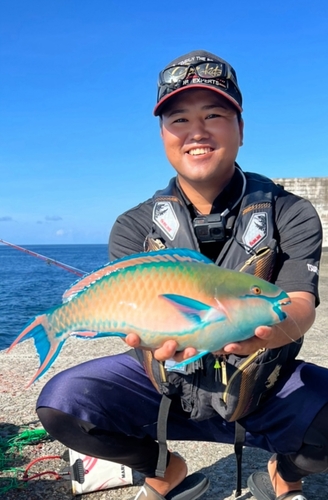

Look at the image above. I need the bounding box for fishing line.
[275,319,303,345]
[0,239,85,276]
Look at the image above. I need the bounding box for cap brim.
[153,84,243,116]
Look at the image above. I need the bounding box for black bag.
[211,341,303,422]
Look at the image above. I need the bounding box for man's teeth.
[188,147,212,156]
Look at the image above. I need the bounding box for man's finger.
[125,333,141,348]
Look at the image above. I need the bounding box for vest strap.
[155,394,172,477]
[234,421,246,497]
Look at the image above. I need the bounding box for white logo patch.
[242,213,268,253]
[265,365,282,389]
[307,263,319,275]
[153,201,179,241]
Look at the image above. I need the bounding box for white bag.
[69,448,133,496]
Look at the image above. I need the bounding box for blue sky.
[1,0,327,245]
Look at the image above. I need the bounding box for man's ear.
[239,118,244,146]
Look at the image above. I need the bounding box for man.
[37,50,327,500]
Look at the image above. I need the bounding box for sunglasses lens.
[162,66,189,83]
[196,62,224,78]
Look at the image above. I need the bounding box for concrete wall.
[273,177,328,249]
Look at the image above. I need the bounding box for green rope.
[7,428,48,451]
[0,426,50,494]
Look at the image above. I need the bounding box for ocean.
[0,244,109,351]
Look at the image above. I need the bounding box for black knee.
[278,403,328,481]
[37,407,162,475]
[37,407,96,450]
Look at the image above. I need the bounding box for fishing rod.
[0,239,85,277]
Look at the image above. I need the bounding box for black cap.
[154,49,243,116]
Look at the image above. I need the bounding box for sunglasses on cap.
[155,58,242,115]
[159,61,236,85]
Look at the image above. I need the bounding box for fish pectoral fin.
[166,350,209,371]
[160,294,227,324]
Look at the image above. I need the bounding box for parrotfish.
[8,248,290,387]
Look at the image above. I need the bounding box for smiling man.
[37,50,327,500]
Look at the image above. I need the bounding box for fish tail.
[7,314,66,387]
[7,316,45,351]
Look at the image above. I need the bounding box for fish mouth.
[278,297,291,307]
[274,296,291,321]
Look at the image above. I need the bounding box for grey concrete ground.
[0,252,327,499]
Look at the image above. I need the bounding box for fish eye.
[251,286,262,295]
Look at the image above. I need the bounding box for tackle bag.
[140,339,303,425]
[210,341,303,422]
[68,449,133,496]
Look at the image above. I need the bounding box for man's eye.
[173,118,187,123]
[206,113,221,119]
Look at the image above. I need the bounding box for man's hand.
[124,331,267,361]
[214,325,273,356]
[125,333,197,362]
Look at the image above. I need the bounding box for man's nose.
[189,120,209,142]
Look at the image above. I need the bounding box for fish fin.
[160,294,227,324]
[62,248,213,302]
[166,351,209,371]
[73,331,126,339]
[7,314,66,387]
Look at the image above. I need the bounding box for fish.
[8,248,291,387]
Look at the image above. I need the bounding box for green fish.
[8,248,290,386]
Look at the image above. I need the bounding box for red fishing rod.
[0,239,85,277]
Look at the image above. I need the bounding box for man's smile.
[187,147,214,156]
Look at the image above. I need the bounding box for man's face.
[160,88,243,191]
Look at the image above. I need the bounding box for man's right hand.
[125,334,198,362]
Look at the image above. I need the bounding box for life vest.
[132,169,302,492]
[145,168,280,279]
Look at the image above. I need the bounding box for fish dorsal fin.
[62,248,212,302]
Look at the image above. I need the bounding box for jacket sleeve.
[273,194,322,305]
